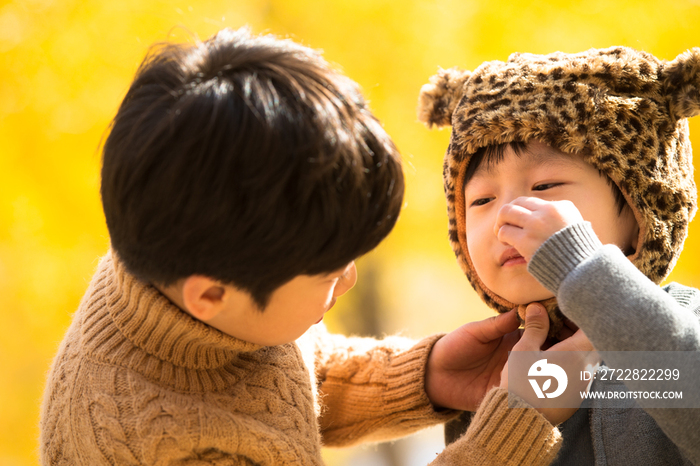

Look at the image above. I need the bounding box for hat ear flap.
[665,47,700,120]
[417,67,472,128]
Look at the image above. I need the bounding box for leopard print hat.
[418,46,700,332]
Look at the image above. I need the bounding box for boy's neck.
[152,281,190,314]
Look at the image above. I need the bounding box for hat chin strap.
[514,297,565,338]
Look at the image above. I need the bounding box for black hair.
[101,28,404,309]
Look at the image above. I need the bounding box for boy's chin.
[504,291,555,306]
[489,276,554,306]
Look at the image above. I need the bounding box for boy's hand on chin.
[495,197,584,261]
[425,308,522,412]
[500,303,595,426]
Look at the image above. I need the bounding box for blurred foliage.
[1,0,700,464]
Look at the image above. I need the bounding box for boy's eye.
[533,182,561,191]
[470,197,493,207]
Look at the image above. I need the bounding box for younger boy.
[40,27,536,465]
[419,46,700,464]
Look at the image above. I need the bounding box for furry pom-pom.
[665,47,700,120]
[417,67,471,128]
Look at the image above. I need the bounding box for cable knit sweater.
[39,252,561,465]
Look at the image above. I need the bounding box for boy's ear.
[631,222,640,252]
[181,276,227,321]
[664,47,700,120]
[418,66,472,128]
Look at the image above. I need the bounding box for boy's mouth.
[500,248,525,266]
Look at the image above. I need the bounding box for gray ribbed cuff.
[528,222,603,294]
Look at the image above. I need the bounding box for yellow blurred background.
[1,0,699,464]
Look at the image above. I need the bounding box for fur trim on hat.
[419,46,699,336]
[665,48,700,120]
[418,67,472,128]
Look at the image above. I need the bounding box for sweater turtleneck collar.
[81,251,263,377]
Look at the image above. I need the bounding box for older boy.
[419,46,700,464]
[40,27,538,465]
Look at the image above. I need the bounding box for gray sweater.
[529,222,700,466]
[444,222,700,464]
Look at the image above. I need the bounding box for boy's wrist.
[463,388,562,463]
[528,222,603,294]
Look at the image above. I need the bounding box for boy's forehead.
[467,143,581,183]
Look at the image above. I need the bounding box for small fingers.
[494,203,533,236]
[509,196,551,210]
[513,303,550,351]
[495,223,526,250]
[493,307,521,334]
[472,308,521,343]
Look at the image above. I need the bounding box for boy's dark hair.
[101,27,404,309]
[463,142,629,215]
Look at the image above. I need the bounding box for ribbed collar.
[81,251,263,375]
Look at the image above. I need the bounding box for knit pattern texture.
[39,252,456,465]
[431,388,562,465]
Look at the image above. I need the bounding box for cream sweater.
[39,252,560,465]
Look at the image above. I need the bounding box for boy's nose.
[492,195,518,242]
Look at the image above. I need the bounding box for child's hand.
[499,303,595,426]
[495,197,584,262]
[425,308,522,412]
